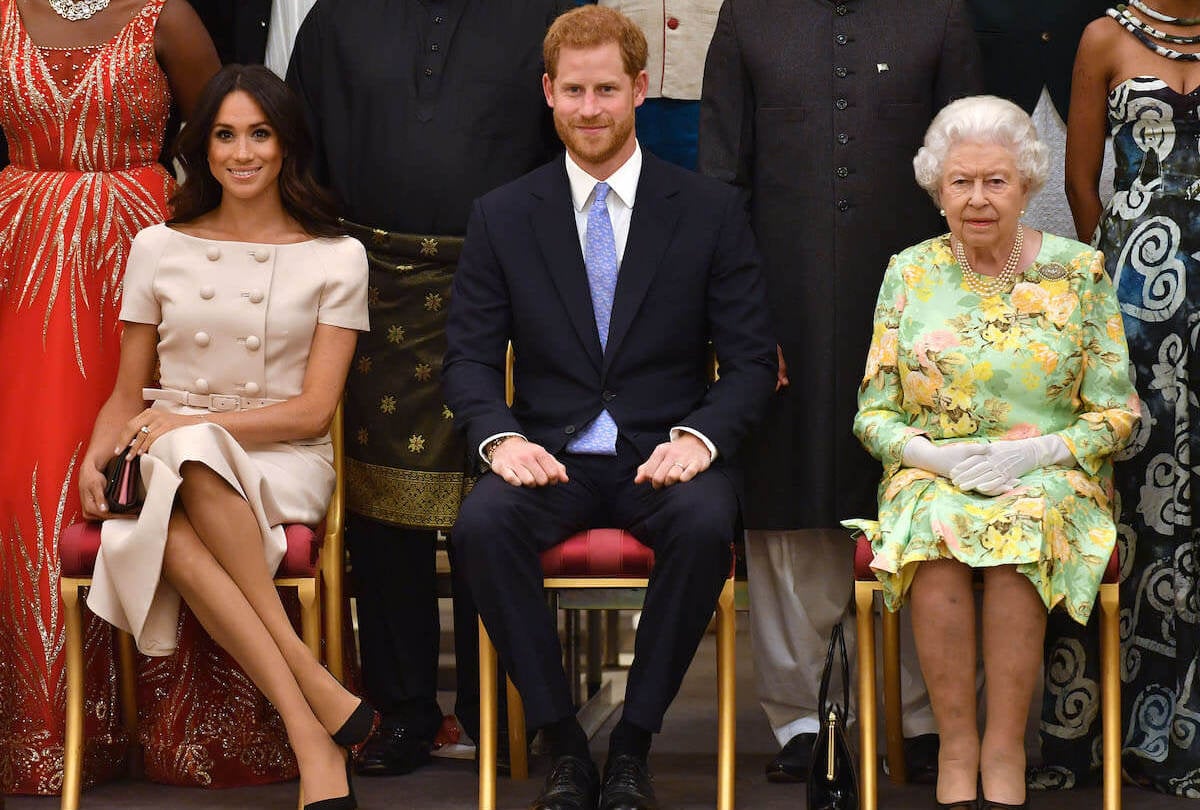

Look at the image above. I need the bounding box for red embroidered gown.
[0,0,294,792]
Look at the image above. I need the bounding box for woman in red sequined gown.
[0,0,224,794]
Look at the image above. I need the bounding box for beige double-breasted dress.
[87,223,369,655]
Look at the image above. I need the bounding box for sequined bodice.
[0,0,170,172]
[1107,76,1200,195]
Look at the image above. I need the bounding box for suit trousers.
[745,528,936,745]
[346,514,481,740]
[452,444,735,732]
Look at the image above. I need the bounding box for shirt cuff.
[478,432,525,464]
[670,426,718,461]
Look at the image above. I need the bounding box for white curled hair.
[912,95,1049,205]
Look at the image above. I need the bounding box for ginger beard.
[553,108,635,170]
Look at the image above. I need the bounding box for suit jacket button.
[837,199,850,212]
[602,390,616,402]
[564,425,576,435]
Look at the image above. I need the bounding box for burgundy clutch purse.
[103,445,143,514]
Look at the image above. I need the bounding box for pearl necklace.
[48,0,111,21]
[954,224,1024,297]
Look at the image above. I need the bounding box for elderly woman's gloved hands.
[949,435,1075,496]
[901,436,987,478]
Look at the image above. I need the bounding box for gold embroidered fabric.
[343,228,471,529]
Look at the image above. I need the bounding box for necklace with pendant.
[48,0,111,21]
[954,224,1024,297]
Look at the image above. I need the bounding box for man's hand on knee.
[635,433,712,489]
[490,437,569,487]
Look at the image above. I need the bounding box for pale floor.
[5,622,1195,810]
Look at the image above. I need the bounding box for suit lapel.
[531,161,603,369]
[604,155,680,375]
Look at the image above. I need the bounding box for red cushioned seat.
[60,521,325,579]
[539,528,655,578]
[851,531,1119,584]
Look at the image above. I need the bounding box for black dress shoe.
[904,733,940,785]
[354,725,432,776]
[600,754,658,810]
[882,733,940,784]
[765,732,817,783]
[531,755,600,810]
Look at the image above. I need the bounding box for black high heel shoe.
[332,699,378,748]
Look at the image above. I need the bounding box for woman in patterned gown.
[845,95,1139,809]
[0,0,219,794]
[1061,1,1200,794]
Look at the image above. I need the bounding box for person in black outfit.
[286,0,570,777]
[191,0,272,64]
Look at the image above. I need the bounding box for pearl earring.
[939,208,946,216]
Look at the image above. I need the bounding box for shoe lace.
[603,756,653,796]
[547,758,592,797]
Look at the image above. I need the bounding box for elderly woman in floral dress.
[844,95,1140,810]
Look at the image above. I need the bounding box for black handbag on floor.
[807,621,859,810]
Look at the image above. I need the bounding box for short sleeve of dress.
[316,237,370,331]
[118,224,169,325]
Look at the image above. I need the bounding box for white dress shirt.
[479,142,716,464]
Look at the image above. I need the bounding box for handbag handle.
[817,621,851,722]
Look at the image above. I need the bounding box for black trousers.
[451,444,735,732]
[346,514,482,740]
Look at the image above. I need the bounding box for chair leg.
[479,619,498,810]
[716,578,736,810]
[854,581,878,810]
[115,631,142,777]
[506,677,528,779]
[881,602,906,784]
[323,544,346,684]
[1100,582,1121,810]
[297,579,321,660]
[586,610,603,699]
[60,578,86,810]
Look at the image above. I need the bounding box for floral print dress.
[844,232,1140,624]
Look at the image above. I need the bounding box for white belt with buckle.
[144,388,284,412]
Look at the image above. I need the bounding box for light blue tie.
[567,181,619,455]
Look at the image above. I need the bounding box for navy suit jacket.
[443,151,777,476]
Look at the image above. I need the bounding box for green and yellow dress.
[843,232,1140,624]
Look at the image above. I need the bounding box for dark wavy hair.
[168,64,343,238]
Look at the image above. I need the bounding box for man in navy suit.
[443,7,776,808]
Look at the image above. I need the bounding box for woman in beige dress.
[79,65,372,810]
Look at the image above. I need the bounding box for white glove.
[901,436,987,478]
[950,435,1074,496]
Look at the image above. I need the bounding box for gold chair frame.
[59,404,348,810]
[475,347,736,810]
[853,570,1121,810]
